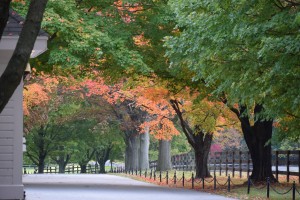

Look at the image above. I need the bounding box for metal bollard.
[154,171,156,181]
[166,171,169,184]
[292,181,296,200]
[174,171,177,185]
[214,173,216,190]
[267,177,270,198]
[202,177,205,189]
[247,177,251,194]
[228,175,230,192]
[159,171,162,182]
[182,172,185,187]
[192,173,194,189]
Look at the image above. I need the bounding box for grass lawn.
[116,170,300,200]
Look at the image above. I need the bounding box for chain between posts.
[121,170,299,199]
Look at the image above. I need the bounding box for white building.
[0,11,48,200]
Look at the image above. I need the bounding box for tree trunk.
[78,149,95,173]
[0,0,11,41]
[0,0,48,113]
[125,142,133,171]
[239,105,275,182]
[226,103,275,182]
[170,99,212,177]
[139,129,149,170]
[38,156,45,174]
[80,164,87,173]
[193,133,213,178]
[99,161,106,174]
[157,139,172,171]
[125,133,139,171]
[54,154,71,174]
[95,146,112,174]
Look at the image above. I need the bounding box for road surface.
[23,174,234,200]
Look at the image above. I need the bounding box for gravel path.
[23,174,235,200]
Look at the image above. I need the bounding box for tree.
[165,0,300,181]
[0,0,48,113]
[94,120,125,174]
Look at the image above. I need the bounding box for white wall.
[0,67,24,199]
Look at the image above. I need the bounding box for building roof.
[3,10,48,37]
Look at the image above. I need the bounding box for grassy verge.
[115,170,300,200]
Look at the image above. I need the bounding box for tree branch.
[0,0,11,41]
[170,99,196,147]
[0,0,48,113]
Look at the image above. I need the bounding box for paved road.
[23,174,234,200]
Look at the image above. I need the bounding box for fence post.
[150,169,152,179]
[214,152,217,175]
[287,150,290,182]
[135,169,137,176]
[227,175,230,192]
[214,172,216,190]
[247,177,251,194]
[182,172,185,187]
[232,151,235,178]
[202,177,205,189]
[139,169,141,177]
[276,150,279,181]
[192,173,194,189]
[239,151,242,178]
[225,151,228,176]
[220,152,222,176]
[247,152,250,178]
[292,181,296,200]
[159,171,162,182]
[174,171,177,185]
[166,171,169,184]
[267,177,270,198]
[145,170,147,178]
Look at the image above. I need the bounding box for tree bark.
[139,128,150,170]
[78,149,95,173]
[124,131,140,171]
[238,105,275,182]
[37,158,45,174]
[0,0,11,41]
[157,139,172,171]
[80,164,87,173]
[96,146,112,174]
[0,0,48,113]
[193,132,213,178]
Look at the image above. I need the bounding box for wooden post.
[276,151,279,181]
[287,150,290,182]
[219,152,222,176]
[239,151,242,178]
[232,151,235,178]
[214,152,217,175]
[247,152,250,178]
[192,173,194,189]
[225,151,228,176]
